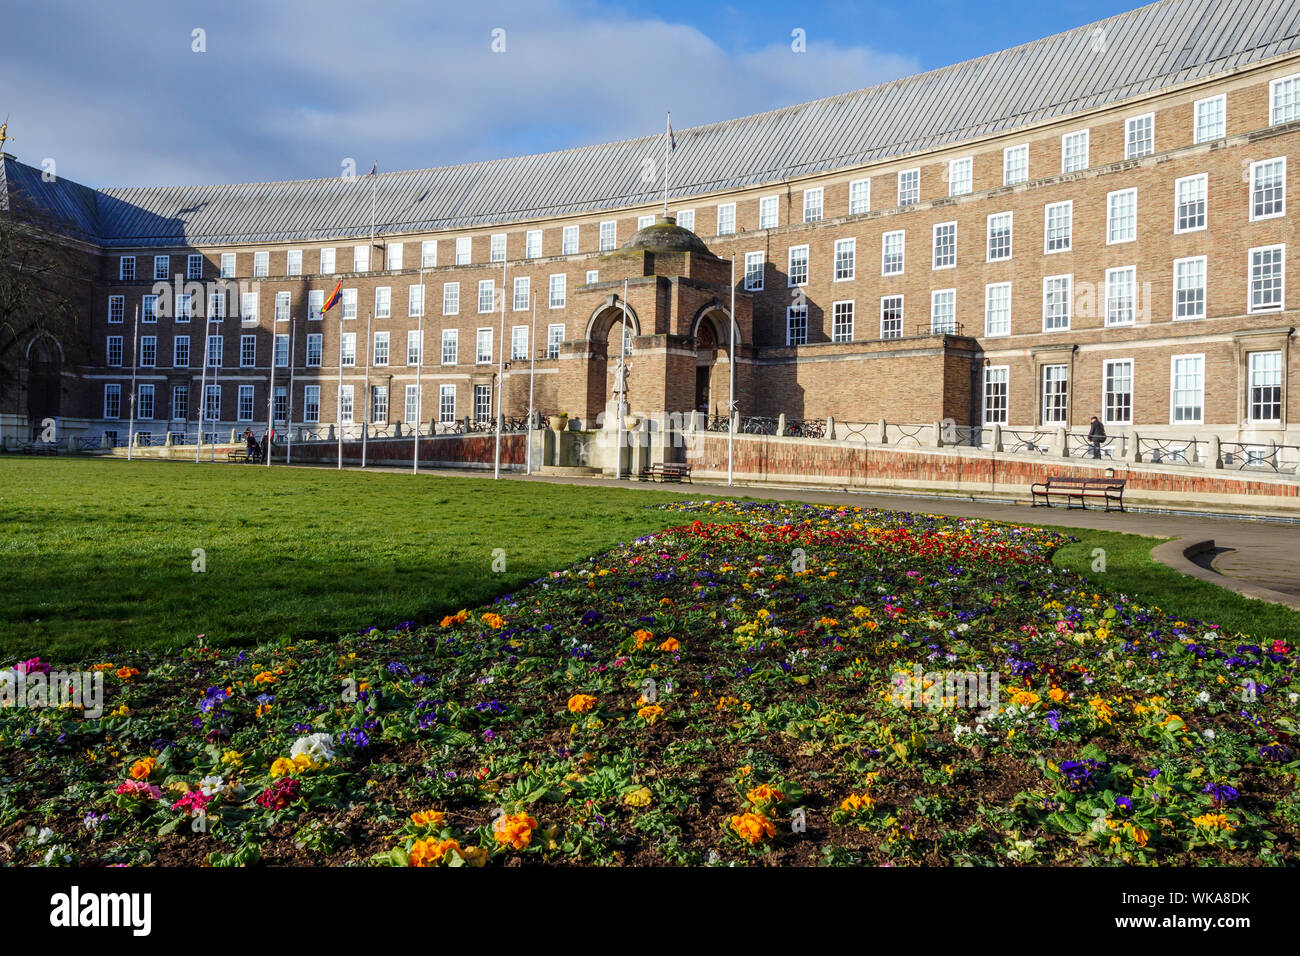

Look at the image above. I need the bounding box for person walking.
[1088,415,1106,459]
[244,427,259,462]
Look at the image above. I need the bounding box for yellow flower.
[1048,687,1067,703]
[253,671,277,684]
[110,704,130,718]
[637,704,664,724]
[840,793,876,814]
[624,787,653,807]
[221,749,244,768]
[408,837,462,867]
[1010,690,1040,707]
[1089,696,1115,725]
[269,757,297,778]
[729,811,776,844]
[1191,813,1235,832]
[128,757,156,780]
[410,810,446,828]
[494,813,538,850]
[567,694,597,714]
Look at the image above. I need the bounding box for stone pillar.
[1052,427,1068,457]
[1204,434,1223,469]
[776,413,787,436]
[930,422,943,448]
[1128,431,1141,463]
[877,419,888,444]
[825,415,836,441]
[990,423,1003,452]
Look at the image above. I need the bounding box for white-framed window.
[948,157,972,196]
[240,334,257,367]
[1194,94,1226,143]
[1250,157,1286,220]
[1105,266,1136,327]
[273,385,287,424]
[274,333,289,368]
[338,384,354,424]
[106,335,123,367]
[274,291,290,322]
[303,385,320,423]
[1248,351,1283,422]
[717,202,737,235]
[443,282,459,315]
[207,290,226,322]
[353,245,370,272]
[286,249,302,276]
[930,289,956,334]
[175,294,193,323]
[407,329,422,366]
[1045,201,1073,252]
[1174,255,1207,320]
[490,234,506,263]
[237,385,254,422]
[760,194,781,228]
[1170,354,1204,424]
[370,385,388,423]
[1269,73,1300,125]
[562,225,579,255]
[897,168,919,206]
[547,323,564,358]
[802,188,823,223]
[511,325,528,360]
[438,384,456,423]
[187,254,203,280]
[386,242,402,271]
[525,230,542,259]
[585,269,598,284]
[788,244,809,286]
[373,330,389,366]
[744,251,765,291]
[142,294,158,323]
[421,239,437,268]
[172,384,188,420]
[1249,244,1285,313]
[253,251,269,278]
[786,305,808,346]
[477,279,495,314]
[314,247,334,275]
[676,210,694,231]
[1003,144,1029,186]
[834,239,856,280]
[153,255,170,281]
[306,334,322,367]
[206,335,223,368]
[984,282,1011,337]
[831,300,854,342]
[1125,113,1155,159]
[932,222,956,269]
[1175,174,1208,232]
[408,283,424,317]
[404,384,421,425]
[441,329,458,365]
[173,335,189,368]
[455,237,471,265]
[983,366,1009,425]
[340,332,355,366]
[847,179,870,216]
[240,292,259,323]
[638,215,654,230]
[1103,359,1133,425]
[474,383,491,423]
[882,230,905,275]
[1043,274,1072,331]
[103,383,122,419]
[987,212,1012,261]
[220,253,236,278]
[139,335,156,368]
[204,384,221,422]
[374,286,391,319]
[476,327,492,364]
[1062,130,1089,173]
[549,273,566,308]
[599,221,617,251]
[341,288,357,320]
[880,295,903,339]
[305,289,323,322]
[108,295,124,323]
[1106,189,1137,244]
[1041,364,1068,424]
[512,276,530,312]
[119,256,136,281]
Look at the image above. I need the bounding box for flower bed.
[2,500,1295,866]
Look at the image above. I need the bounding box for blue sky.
[0,0,1143,189]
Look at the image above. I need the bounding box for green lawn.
[2,456,1296,660]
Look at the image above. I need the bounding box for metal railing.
[1066,432,1122,459]
[1220,441,1300,474]
[948,424,985,448]
[1002,429,1051,455]
[890,423,929,447]
[785,418,826,439]
[1138,436,1203,465]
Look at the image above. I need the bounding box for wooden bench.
[639,462,693,483]
[1031,475,1127,512]
[226,450,254,463]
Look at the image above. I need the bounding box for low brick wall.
[287,433,525,468]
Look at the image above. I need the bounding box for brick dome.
[619,215,712,255]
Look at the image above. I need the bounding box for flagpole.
[286,318,296,465]
[728,255,735,487]
[616,279,627,480]
[265,319,276,467]
[494,258,506,480]
[362,310,371,468]
[526,290,536,476]
[413,268,424,475]
[127,306,138,461]
[664,111,670,217]
[210,314,219,462]
[196,308,209,463]
[336,305,344,469]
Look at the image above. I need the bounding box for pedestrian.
[244,427,258,462]
[1088,414,1106,459]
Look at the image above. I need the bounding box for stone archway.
[689,307,736,419]
[25,334,62,436]
[584,301,641,420]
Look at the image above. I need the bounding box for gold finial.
[0,121,12,154]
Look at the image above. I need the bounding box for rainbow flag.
[321,280,343,314]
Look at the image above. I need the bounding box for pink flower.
[115,780,163,800]
[172,790,213,815]
[15,658,49,675]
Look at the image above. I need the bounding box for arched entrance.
[690,308,735,418]
[25,335,62,436]
[584,301,640,420]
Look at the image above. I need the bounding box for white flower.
[37,827,54,844]
[198,775,226,797]
[1196,691,1210,704]
[1202,729,1216,740]
[290,732,335,763]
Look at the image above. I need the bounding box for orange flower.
[567,694,597,714]
[481,612,504,629]
[253,670,277,684]
[494,813,538,850]
[410,810,446,828]
[115,666,139,681]
[632,629,654,650]
[408,837,462,866]
[745,783,783,808]
[440,609,469,627]
[128,757,156,780]
[658,638,680,652]
[637,704,664,724]
[729,811,776,844]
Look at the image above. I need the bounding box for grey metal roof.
[7,0,1300,249]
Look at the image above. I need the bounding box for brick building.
[2,0,1298,451]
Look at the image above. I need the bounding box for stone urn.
[548,414,567,431]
